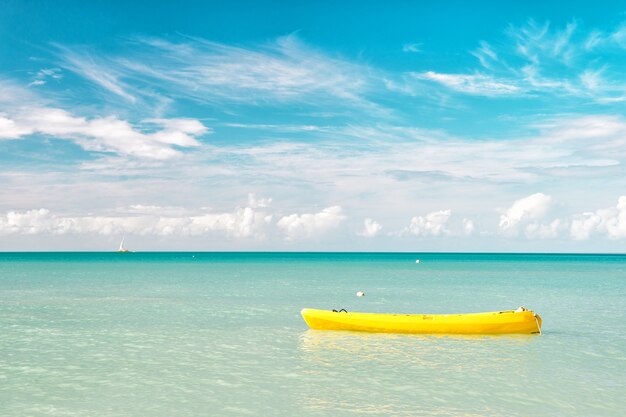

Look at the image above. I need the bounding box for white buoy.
[415,259,420,264]
[356,291,365,297]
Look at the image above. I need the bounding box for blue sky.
[2,1,626,251]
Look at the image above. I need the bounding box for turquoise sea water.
[1,252,625,416]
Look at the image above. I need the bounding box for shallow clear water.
[1,252,625,416]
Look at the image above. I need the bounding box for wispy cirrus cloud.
[471,41,498,69]
[56,45,138,103]
[55,35,382,114]
[402,43,422,53]
[27,68,63,87]
[236,114,623,183]
[420,19,626,102]
[413,71,522,96]
[509,19,578,65]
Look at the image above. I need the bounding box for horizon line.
[1,250,625,255]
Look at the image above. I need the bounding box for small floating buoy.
[356,291,365,297]
[415,259,420,264]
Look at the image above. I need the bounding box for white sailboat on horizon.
[117,237,130,253]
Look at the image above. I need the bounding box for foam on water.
[1,253,625,416]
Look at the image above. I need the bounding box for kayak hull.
[301,308,542,335]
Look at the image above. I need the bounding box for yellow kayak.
[301,307,542,335]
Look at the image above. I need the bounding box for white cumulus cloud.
[570,196,626,240]
[0,108,208,159]
[499,193,552,235]
[525,218,564,239]
[0,114,32,138]
[247,193,272,208]
[0,206,272,239]
[402,210,452,237]
[359,218,382,237]
[276,206,345,240]
[463,218,475,235]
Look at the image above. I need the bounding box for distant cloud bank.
[2,195,626,242]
